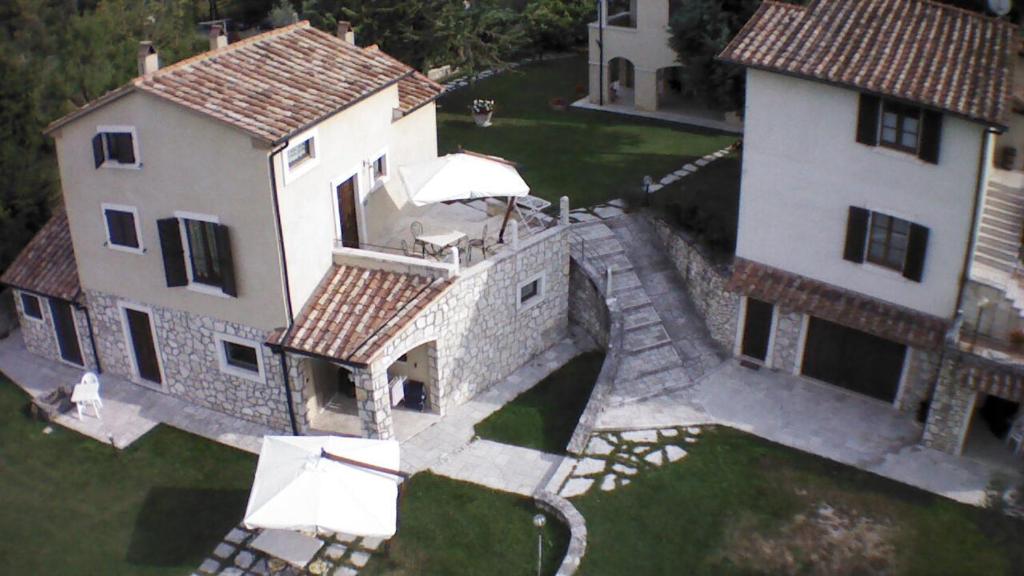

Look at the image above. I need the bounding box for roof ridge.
[133,21,313,86]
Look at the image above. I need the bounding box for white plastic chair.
[1008,414,1024,456]
[71,372,102,420]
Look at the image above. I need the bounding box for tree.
[522,0,591,53]
[667,0,759,112]
[433,0,527,74]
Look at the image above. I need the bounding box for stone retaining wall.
[649,216,739,353]
[568,260,609,348]
[535,490,588,576]
[85,289,293,430]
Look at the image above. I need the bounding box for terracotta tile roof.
[719,0,1017,126]
[47,22,441,143]
[959,354,1024,402]
[727,258,949,350]
[271,264,451,366]
[364,45,444,115]
[1,210,80,302]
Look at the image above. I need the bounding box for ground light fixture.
[533,513,547,576]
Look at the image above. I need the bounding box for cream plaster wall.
[52,91,288,331]
[737,69,985,318]
[588,0,677,108]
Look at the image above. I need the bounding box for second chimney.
[209,24,228,51]
[137,41,159,76]
[336,21,355,44]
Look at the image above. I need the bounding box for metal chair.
[467,225,489,263]
[401,239,412,257]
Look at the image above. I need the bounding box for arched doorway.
[608,57,635,106]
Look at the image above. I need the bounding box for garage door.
[801,318,906,402]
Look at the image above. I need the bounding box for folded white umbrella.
[398,152,530,206]
[243,436,402,538]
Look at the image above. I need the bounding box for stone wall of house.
[13,289,98,373]
[650,216,739,353]
[769,309,804,373]
[922,353,975,454]
[85,289,293,430]
[349,227,571,438]
[568,260,609,348]
[896,348,941,418]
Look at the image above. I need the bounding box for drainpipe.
[597,0,604,106]
[268,141,300,436]
[73,294,103,374]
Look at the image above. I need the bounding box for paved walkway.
[0,331,282,453]
[431,440,564,496]
[583,213,1021,505]
[571,97,743,134]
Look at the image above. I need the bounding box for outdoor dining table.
[415,230,467,258]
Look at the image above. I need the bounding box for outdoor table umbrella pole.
[498,197,515,244]
[320,449,409,479]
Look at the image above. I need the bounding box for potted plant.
[549,97,567,111]
[470,99,495,126]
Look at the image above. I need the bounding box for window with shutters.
[93,126,140,168]
[19,292,43,321]
[101,204,142,253]
[159,212,237,297]
[215,334,265,381]
[867,213,911,272]
[878,101,921,154]
[183,218,223,287]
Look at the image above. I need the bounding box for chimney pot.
[137,41,159,76]
[209,24,228,50]
[336,21,355,44]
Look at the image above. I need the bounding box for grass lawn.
[362,472,569,576]
[474,351,605,453]
[437,55,737,208]
[576,427,1024,575]
[0,374,257,575]
[650,153,742,258]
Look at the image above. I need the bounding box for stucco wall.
[273,85,439,314]
[737,69,984,318]
[52,91,288,331]
[85,289,292,429]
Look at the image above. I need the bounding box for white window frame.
[100,203,144,254]
[282,128,320,184]
[367,147,390,189]
[95,125,142,169]
[517,273,547,312]
[860,207,917,278]
[330,167,368,247]
[215,333,266,382]
[174,211,231,298]
[117,301,167,391]
[18,291,44,323]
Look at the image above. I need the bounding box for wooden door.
[49,300,84,366]
[336,177,360,249]
[740,298,773,362]
[125,308,162,384]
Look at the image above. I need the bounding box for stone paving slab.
[612,287,652,310]
[609,270,643,293]
[432,439,564,496]
[622,306,661,330]
[624,324,671,353]
[616,345,683,382]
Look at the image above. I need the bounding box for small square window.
[223,341,259,373]
[20,293,42,320]
[521,280,540,303]
[287,138,315,169]
[371,154,388,182]
[95,131,136,165]
[104,208,139,249]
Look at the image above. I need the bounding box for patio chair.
[1008,415,1024,456]
[71,372,102,420]
[467,225,490,263]
[514,196,552,233]
[401,239,412,257]
[410,221,425,256]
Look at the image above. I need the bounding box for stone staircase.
[972,176,1024,317]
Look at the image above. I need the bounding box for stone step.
[987,194,1024,215]
[587,237,626,258]
[570,222,616,241]
[614,287,652,311]
[610,270,643,293]
[983,202,1022,226]
[981,214,1021,236]
[623,305,661,331]
[987,184,1024,206]
[624,324,672,353]
[976,242,1019,263]
[607,367,692,406]
[617,344,684,382]
[596,252,634,273]
[978,229,1020,253]
[974,252,1015,273]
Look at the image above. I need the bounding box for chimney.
[209,24,228,51]
[336,21,355,44]
[137,41,159,76]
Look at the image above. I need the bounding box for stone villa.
[1,22,570,440]
[720,0,1024,456]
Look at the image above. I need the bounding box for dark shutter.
[157,218,188,287]
[92,134,104,168]
[903,224,930,282]
[918,111,942,164]
[115,133,136,164]
[856,94,881,146]
[214,223,237,297]
[843,206,870,263]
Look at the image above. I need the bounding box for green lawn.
[474,351,605,453]
[650,153,742,258]
[576,427,1024,575]
[0,374,257,575]
[362,473,569,576]
[437,55,737,208]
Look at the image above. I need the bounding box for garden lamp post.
[533,513,547,576]
[643,174,653,207]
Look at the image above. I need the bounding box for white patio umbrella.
[243,435,403,538]
[398,151,530,207]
